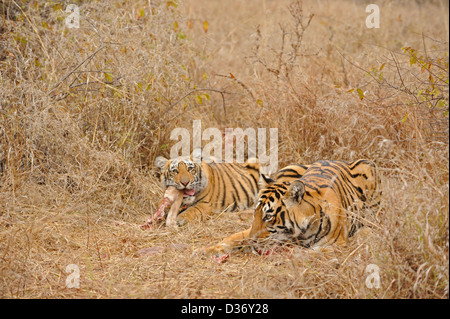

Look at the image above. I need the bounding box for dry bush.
[0,0,448,298]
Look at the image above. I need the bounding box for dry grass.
[0,0,448,299]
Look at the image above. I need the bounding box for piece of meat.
[139,186,184,230]
[211,252,230,263]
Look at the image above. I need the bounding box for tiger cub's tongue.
[183,189,196,197]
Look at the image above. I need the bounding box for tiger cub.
[154,156,261,225]
[202,159,381,255]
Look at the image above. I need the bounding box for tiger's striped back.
[298,159,381,214]
[262,163,309,185]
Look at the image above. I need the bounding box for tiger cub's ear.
[154,156,169,172]
[286,180,306,203]
[261,174,276,188]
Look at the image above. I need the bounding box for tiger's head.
[155,156,208,205]
[251,176,327,246]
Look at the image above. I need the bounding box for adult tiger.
[202,159,381,256]
[154,155,261,225]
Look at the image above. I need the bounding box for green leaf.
[15,36,27,44]
[401,112,408,123]
[166,1,178,9]
[104,72,113,82]
[53,3,63,11]
[356,88,364,100]
[113,91,122,99]
[416,89,424,100]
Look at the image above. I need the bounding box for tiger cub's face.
[155,156,207,206]
[254,180,320,246]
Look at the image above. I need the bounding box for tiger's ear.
[287,180,306,203]
[261,174,276,188]
[154,156,169,172]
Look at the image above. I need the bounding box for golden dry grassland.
[0,0,448,298]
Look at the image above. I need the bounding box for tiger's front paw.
[194,244,223,256]
[194,243,231,262]
[205,243,228,256]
